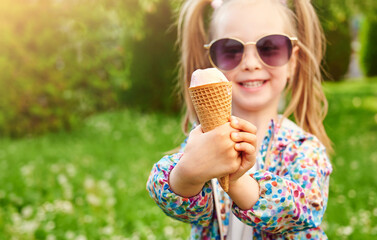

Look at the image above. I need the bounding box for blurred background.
[0,0,376,239]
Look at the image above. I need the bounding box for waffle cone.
[189,82,232,192]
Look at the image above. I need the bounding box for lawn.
[0,79,376,239]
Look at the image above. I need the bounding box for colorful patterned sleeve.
[146,152,214,226]
[232,138,332,233]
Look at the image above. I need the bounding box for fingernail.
[231,116,238,125]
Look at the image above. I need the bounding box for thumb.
[189,124,204,137]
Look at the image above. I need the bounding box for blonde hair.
[176,0,333,153]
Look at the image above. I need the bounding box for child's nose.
[241,45,263,70]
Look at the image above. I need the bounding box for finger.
[235,142,256,156]
[230,116,257,134]
[231,132,257,146]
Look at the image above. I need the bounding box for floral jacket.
[147,118,332,239]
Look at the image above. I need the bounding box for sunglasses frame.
[204,33,298,71]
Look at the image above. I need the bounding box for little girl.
[147,0,333,239]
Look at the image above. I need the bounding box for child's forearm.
[228,174,259,210]
[169,157,206,198]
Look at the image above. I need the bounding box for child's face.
[211,0,298,116]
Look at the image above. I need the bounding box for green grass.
[0,78,376,239]
[323,78,377,239]
[0,110,189,239]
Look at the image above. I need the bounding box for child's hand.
[182,123,240,183]
[169,122,240,197]
[228,116,257,182]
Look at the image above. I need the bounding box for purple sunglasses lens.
[209,35,293,70]
[209,38,244,71]
[256,35,292,67]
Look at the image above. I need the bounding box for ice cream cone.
[189,81,232,192]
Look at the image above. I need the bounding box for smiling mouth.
[240,80,266,88]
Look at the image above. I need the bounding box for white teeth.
[241,81,264,88]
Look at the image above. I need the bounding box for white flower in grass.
[350,216,357,226]
[343,226,353,236]
[64,187,73,200]
[54,200,73,213]
[94,120,112,133]
[146,234,156,240]
[58,174,68,185]
[20,220,39,234]
[106,197,116,207]
[98,179,108,188]
[65,231,75,239]
[130,234,140,240]
[47,234,56,240]
[76,235,87,240]
[337,226,353,236]
[99,180,114,196]
[22,206,33,218]
[87,193,101,206]
[347,189,356,198]
[11,212,22,224]
[43,202,54,212]
[111,236,127,240]
[350,161,358,170]
[84,177,96,189]
[45,221,55,231]
[66,164,77,177]
[21,164,34,177]
[164,226,174,237]
[359,209,371,226]
[101,225,114,235]
[36,207,47,222]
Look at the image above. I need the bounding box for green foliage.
[314,1,352,81]
[0,79,376,238]
[0,0,127,137]
[126,0,180,113]
[2,0,377,138]
[0,0,180,137]
[359,17,377,77]
[322,24,352,81]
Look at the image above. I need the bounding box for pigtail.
[177,0,212,134]
[283,0,332,153]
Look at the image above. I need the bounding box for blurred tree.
[313,0,377,80]
[125,0,180,113]
[314,0,352,81]
[359,16,377,77]
[0,0,127,137]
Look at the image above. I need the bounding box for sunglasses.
[204,34,298,71]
